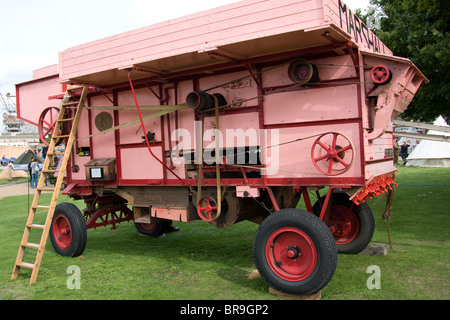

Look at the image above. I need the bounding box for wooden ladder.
[11,85,89,284]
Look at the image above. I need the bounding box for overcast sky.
[0,0,369,98]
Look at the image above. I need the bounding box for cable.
[127,71,183,182]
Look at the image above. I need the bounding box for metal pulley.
[370,65,392,85]
[288,59,319,85]
[186,91,227,113]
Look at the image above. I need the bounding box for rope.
[127,71,183,182]
[203,59,376,92]
[202,81,371,113]
[197,96,222,221]
[382,173,396,251]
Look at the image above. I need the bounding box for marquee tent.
[406,116,450,167]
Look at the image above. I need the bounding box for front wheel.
[50,203,87,257]
[253,209,337,295]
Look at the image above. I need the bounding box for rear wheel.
[50,203,87,257]
[253,209,337,295]
[134,220,168,237]
[313,191,374,254]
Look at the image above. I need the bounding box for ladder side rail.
[29,86,88,284]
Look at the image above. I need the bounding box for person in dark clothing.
[399,141,409,165]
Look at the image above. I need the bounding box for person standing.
[393,138,399,165]
[399,141,409,165]
[30,158,40,189]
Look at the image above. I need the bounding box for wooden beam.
[394,119,450,134]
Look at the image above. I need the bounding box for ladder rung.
[43,169,58,173]
[17,262,35,269]
[22,243,41,249]
[67,86,84,91]
[53,135,70,139]
[35,205,51,210]
[47,152,65,156]
[58,118,75,122]
[62,101,79,106]
[38,187,55,192]
[28,224,45,229]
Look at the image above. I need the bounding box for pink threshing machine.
[15,0,427,294]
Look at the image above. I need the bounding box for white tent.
[0,166,28,179]
[407,116,450,167]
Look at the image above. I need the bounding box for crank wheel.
[50,203,87,257]
[38,107,67,146]
[197,196,219,222]
[370,65,392,85]
[312,191,375,254]
[311,132,355,176]
[253,209,337,295]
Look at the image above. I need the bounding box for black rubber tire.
[50,202,87,257]
[134,220,168,237]
[253,209,337,295]
[312,191,375,254]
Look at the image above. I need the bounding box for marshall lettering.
[338,0,385,54]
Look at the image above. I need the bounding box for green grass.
[0,177,29,185]
[0,166,448,300]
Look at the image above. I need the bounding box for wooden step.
[38,187,55,192]
[46,151,65,157]
[62,101,79,106]
[52,135,70,139]
[22,243,40,249]
[58,118,76,122]
[35,205,51,210]
[17,262,35,269]
[67,86,84,91]
[42,169,58,173]
[28,224,45,229]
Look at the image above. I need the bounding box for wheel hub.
[286,246,301,259]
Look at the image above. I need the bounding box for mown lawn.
[0,166,448,300]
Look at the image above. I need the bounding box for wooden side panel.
[59,0,327,80]
[16,76,62,126]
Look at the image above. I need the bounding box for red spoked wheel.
[197,196,219,222]
[311,132,355,176]
[370,65,392,85]
[38,107,67,146]
[265,227,317,282]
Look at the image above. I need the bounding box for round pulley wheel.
[197,196,220,222]
[38,107,67,146]
[370,65,392,85]
[311,132,355,176]
[288,59,319,85]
